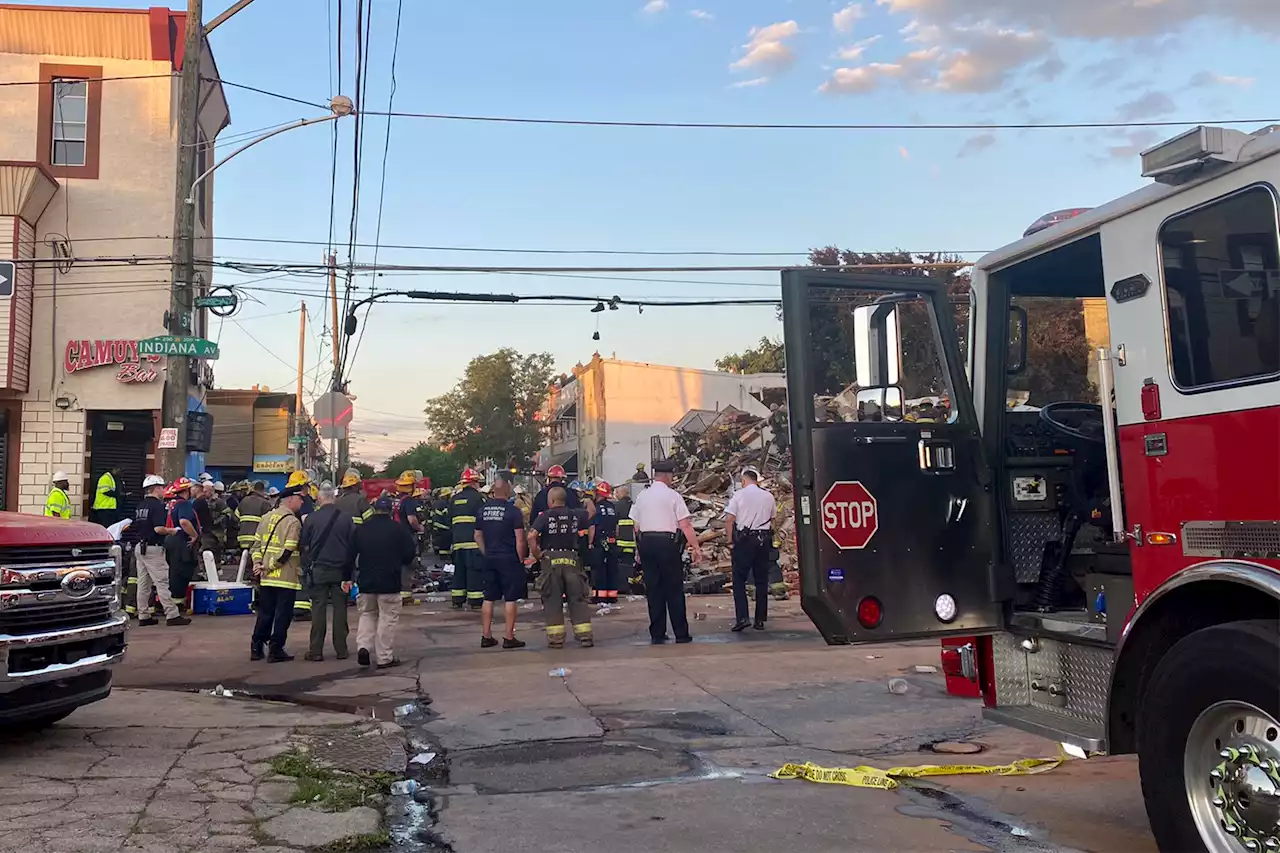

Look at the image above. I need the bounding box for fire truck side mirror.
[854,303,902,388]
[855,386,904,422]
[1008,305,1029,376]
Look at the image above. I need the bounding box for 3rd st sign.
[820,481,879,550]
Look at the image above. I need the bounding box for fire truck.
[782,125,1280,853]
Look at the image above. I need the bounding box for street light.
[185,95,354,205]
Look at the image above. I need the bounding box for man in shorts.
[474,474,528,650]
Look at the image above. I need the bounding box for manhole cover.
[929,741,983,756]
[298,723,407,773]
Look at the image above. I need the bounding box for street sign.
[289,435,308,446]
[313,391,353,440]
[138,335,220,360]
[195,294,236,308]
[0,260,13,298]
[820,480,879,550]
[158,427,179,449]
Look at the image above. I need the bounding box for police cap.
[652,459,676,474]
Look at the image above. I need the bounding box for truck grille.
[0,599,113,636]
[0,544,113,567]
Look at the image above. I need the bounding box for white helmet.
[198,472,213,482]
[52,470,69,482]
[143,474,166,489]
[213,480,225,492]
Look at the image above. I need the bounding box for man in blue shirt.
[474,474,528,650]
[162,478,201,612]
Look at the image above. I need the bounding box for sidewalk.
[0,690,407,853]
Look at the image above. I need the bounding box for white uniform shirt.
[629,480,689,534]
[724,483,776,531]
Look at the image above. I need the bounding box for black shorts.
[483,557,527,603]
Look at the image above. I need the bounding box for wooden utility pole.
[158,0,204,481]
[295,303,307,470]
[328,253,340,377]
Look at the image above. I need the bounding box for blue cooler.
[188,582,254,616]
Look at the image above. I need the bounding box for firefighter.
[286,470,315,620]
[392,471,426,604]
[336,468,373,526]
[578,484,595,582]
[512,485,533,526]
[288,470,315,518]
[44,471,73,519]
[528,486,594,648]
[250,484,306,662]
[530,464,579,526]
[614,485,638,593]
[590,481,620,604]
[236,481,272,553]
[163,477,201,614]
[632,462,650,484]
[449,468,486,610]
[430,487,453,567]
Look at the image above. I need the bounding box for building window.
[1160,185,1280,390]
[37,64,103,179]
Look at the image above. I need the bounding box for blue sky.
[31,0,1280,463]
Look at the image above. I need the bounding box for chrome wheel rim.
[1185,700,1280,853]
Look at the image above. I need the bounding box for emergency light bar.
[1140,126,1249,185]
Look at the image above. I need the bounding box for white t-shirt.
[630,480,689,534]
[724,483,776,531]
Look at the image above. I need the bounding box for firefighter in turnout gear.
[286,470,314,620]
[590,481,620,603]
[431,487,453,566]
[450,469,486,610]
[528,486,593,647]
[336,468,373,525]
[530,464,579,525]
[614,485,638,592]
[250,485,306,662]
[393,471,425,604]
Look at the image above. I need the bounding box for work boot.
[250,645,265,662]
[731,620,750,632]
[357,648,371,667]
[451,599,465,610]
[167,616,192,627]
[577,633,594,648]
[468,601,483,612]
[138,618,159,627]
[548,635,565,650]
[753,621,766,631]
[304,651,324,661]
[481,636,499,649]
[502,637,526,650]
[268,647,294,663]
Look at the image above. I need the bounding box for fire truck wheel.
[1138,619,1279,853]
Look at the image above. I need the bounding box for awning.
[543,450,578,475]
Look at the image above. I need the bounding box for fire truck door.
[781,270,1003,643]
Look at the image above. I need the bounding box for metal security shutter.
[89,412,153,521]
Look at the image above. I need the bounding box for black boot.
[250,644,265,661]
[268,646,294,663]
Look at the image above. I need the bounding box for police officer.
[723,466,777,632]
[45,471,73,519]
[92,466,123,527]
[250,484,306,662]
[449,469,486,610]
[336,468,373,526]
[430,487,453,567]
[528,486,593,648]
[530,464,579,526]
[590,481,620,604]
[630,459,703,644]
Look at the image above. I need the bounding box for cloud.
[1115,90,1176,121]
[641,0,668,14]
[836,34,882,60]
[958,132,997,157]
[690,9,714,20]
[1189,70,1255,88]
[1101,129,1160,161]
[729,77,769,88]
[731,20,800,73]
[833,3,865,33]
[819,62,905,94]
[1078,57,1128,85]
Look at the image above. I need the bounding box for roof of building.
[0,5,196,69]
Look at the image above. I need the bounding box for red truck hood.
[0,512,114,547]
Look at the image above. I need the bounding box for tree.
[424,348,556,464]
[378,443,464,488]
[716,337,784,374]
[350,460,376,480]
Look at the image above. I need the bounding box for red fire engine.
[783,125,1280,853]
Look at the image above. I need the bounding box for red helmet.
[595,481,612,499]
[170,476,195,494]
[547,465,566,479]
[460,467,482,484]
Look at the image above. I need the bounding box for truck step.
[982,705,1106,753]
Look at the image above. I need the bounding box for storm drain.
[296,722,407,774]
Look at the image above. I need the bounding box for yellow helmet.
[395,471,416,489]
[341,468,362,488]
[439,486,453,498]
[287,470,311,488]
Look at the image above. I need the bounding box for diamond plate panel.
[992,634,1113,727]
[991,631,1030,706]
[1009,513,1060,583]
[1061,643,1113,724]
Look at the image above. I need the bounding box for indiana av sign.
[64,340,162,384]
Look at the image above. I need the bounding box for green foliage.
[424,348,555,464]
[378,443,463,487]
[715,337,784,374]
[350,461,376,480]
[269,751,392,813]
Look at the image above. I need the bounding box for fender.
[1106,560,1280,752]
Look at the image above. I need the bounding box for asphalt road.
[118,594,1159,852]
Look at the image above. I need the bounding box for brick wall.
[17,393,86,517]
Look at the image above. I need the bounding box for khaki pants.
[356,593,401,665]
[538,550,593,645]
[136,546,179,620]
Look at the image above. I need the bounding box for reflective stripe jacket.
[44,487,72,519]
[449,486,484,550]
[615,518,637,553]
[251,506,302,590]
[92,472,117,510]
[335,489,372,525]
[236,493,272,546]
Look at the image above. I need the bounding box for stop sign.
[820,481,879,550]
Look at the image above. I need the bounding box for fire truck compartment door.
[781,270,1004,644]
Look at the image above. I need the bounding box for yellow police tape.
[769,755,1066,791]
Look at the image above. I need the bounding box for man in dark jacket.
[352,495,416,669]
[300,483,357,661]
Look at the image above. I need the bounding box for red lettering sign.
[64,340,161,383]
[820,481,879,550]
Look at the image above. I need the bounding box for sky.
[23,0,1280,465]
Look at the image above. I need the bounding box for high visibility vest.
[44,487,71,519]
[92,472,117,511]
[616,518,636,553]
[251,507,302,590]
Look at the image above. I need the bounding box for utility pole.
[327,254,347,476]
[295,303,307,471]
[159,0,204,482]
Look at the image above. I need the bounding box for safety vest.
[44,487,71,519]
[235,493,272,546]
[616,518,636,553]
[450,487,484,550]
[251,506,302,590]
[92,472,117,511]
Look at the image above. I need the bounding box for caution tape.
[769,756,1066,791]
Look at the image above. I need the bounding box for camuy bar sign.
[64,339,162,384]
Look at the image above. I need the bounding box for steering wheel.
[1038,401,1106,444]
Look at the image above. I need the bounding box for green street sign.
[138,335,220,360]
[195,294,237,309]
[289,436,308,445]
